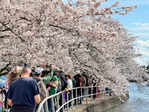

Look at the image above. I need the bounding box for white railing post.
[41,106,44,112]
[51,97,55,112]
[85,87,88,104]
[62,93,64,112]
[36,86,112,112]
[76,88,78,105]
[80,87,83,104]
[56,96,59,111]
[45,100,49,112]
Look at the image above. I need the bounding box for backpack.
[82,74,89,86]
[59,75,67,91]
[56,80,62,92]
[37,80,49,101]
[72,78,76,88]
[74,74,83,87]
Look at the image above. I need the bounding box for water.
[105,83,149,112]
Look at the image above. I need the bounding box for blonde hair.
[8,66,22,86]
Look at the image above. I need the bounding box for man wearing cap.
[7,66,41,112]
[33,67,44,83]
[33,67,53,86]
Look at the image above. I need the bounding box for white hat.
[35,67,44,74]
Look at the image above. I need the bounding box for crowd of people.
[0,64,99,112]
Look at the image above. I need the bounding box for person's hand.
[47,87,51,91]
[65,88,69,92]
[48,82,57,88]
[48,82,52,86]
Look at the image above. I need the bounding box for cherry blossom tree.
[0,0,147,95]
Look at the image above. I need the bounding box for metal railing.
[36,86,113,112]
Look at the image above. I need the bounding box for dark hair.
[65,75,71,79]
[24,63,27,67]
[41,70,50,77]
[53,71,59,76]
[8,66,21,86]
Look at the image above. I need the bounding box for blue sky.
[103,0,149,65]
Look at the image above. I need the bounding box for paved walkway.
[65,95,112,112]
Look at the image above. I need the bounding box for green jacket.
[42,75,53,85]
[33,75,52,85]
[49,87,57,95]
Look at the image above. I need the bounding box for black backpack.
[82,73,89,86]
[59,74,67,91]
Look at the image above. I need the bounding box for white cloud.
[134,57,149,65]
[140,50,149,56]
[136,33,149,37]
[134,58,146,65]
[130,27,149,31]
[130,22,149,31]
[127,22,149,37]
[134,40,149,65]
[127,32,149,38]
[136,40,149,47]
[132,22,149,27]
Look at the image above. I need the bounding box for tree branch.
[48,23,80,36]
[0,63,10,74]
[0,22,26,42]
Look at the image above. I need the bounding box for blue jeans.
[48,99,52,112]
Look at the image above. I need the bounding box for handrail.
[36,86,112,112]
